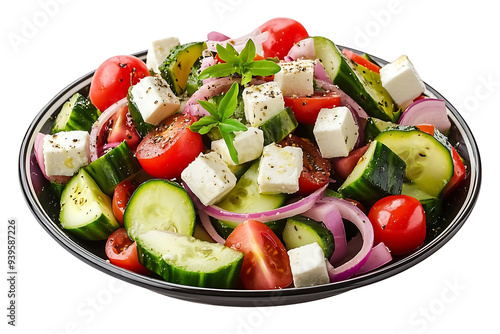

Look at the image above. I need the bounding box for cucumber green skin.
[136,237,243,288]
[283,216,334,258]
[51,93,100,134]
[362,53,382,67]
[64,215,120,241]
[84,141,141,196]
[312,36,399,122]
[127,87,154,137]
[124,179,196,241]
[375,126,454,197]
[339,140,406,206]
[260,107,298,146]
[59,169,119,241]
[159,42,206,96]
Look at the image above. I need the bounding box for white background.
[1,0,497,333]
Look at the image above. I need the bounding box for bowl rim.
[18,48,482,306]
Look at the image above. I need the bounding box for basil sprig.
[189,82,247,164]
[199,39,281,85]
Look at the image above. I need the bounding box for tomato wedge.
[284,92,341,124]
[342,49,381,73]
[280,135,331,195]
[103,104,141,151]
[225,220,292,290]
[112,180,138,225]
[105,228,150,274]
[136,114,203,179]
[331,144,370,180]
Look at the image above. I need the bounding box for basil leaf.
[198,100,219,118]
[238,39,256,64]
[245,60,281,76]
[220,130,239,164]
[216,43,239,64]
[189,115,218,132]
[199,62,235,80]
[219,83,239,120]
[222,118,248,132]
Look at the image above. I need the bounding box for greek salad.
[34,18,467,290]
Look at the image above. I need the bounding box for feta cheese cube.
[380,55,425,107]
[43,131,90,177]
[130,76,180,126]
[257,143,303,194]
[146,37,180,73]
[274,59,315,96]
[288,242,330,288]
[313,106,359,158]
[211,127,264,166]
[242,82,285,127]
[181,152,237,206]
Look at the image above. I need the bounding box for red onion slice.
[287,38,315,60]
[398,98,451,133]
[185,183,328,223]
[303,202,347,265]
[183,77,239,116]
[207,31,231,42]
[198,209,226,245]
[317,196,374,282]
[314,61,332,83]
[206,29,268,53]
[355,242,392,276]
[89,97,128,161]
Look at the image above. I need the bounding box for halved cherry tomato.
[105,228,150,274]
[100,104,141,153]
[280,135,331,195]
[416,124,466,197]
[225,220,292,290]
[284,91,341,124]
[259,18,309,59]
[90,55,149,111]
[331,144,370,180]
[342,49,381,74]
[112,180,138,225]
[368,195,426,255]
[136,114,203,179]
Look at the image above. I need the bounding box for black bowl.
[18,49,481,306]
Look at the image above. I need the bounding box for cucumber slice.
[159,42,206,96]
[401,183,442,227]
[376,126,454,197]
[84,141,142,196]
[211,160,286,233]
[136,230,243,288]
[124,179,196,241]
[312,36,398,122]
[282,216,334,258]
[364,117,396,142]
[51,93,100,134]
[185,56,204,96]
[338,140,406,205]
[59,169,120,241]
[260,107,298,145]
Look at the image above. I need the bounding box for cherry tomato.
[259,18,309,59]
[368,195,426,255]
[112,180,138,225]
[284,92,341,124]
[342,49,381,73]
[136,114,203,179]
[99,105,141,155]
[280,135,331,195]
[225,220,292,290]
[90,55,149,111]
[105,228,150,274]
[331,144,370,180]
